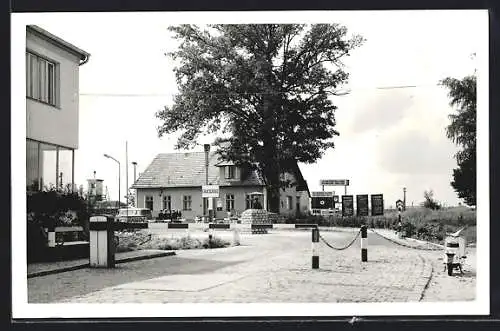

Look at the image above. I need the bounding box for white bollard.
[89,215,115,268]
[312,227,319,269]
[232,228,241,246]
[361,225,368,262]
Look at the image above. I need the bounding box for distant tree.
[440,75,476,206]
[422,190,441,210]
[156,24,364,212]
[125,190,136,207]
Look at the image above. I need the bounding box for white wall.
[26,31,81,149]
[136,186,265,220]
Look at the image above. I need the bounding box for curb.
[27,251,176,279]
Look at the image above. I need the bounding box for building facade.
[132,150,311,220]
[26,25,90,192]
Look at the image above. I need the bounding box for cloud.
[376,129,457,175]
[350,90,414,133]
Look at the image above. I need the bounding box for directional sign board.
[311,192,334,209]
[356,194,369,216]
[371,194,384,216]
[342,195,354,217]
[320,179,350,186]
[202,185,220,198]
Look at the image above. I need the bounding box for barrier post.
[312,227,319,269]
[361,225,368,262]
[89,215,115,268]
[232,228,241,246]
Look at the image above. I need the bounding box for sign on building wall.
[371,194,384,216]
[202,185,220,198]
[356,194,369,216]
[342,195,354,217]
[311,191,334,197]
[320,179,350,186]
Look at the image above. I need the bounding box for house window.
[26,52,58,106]
[162,195,171,211]
[245,194,252,209]
[183,195,192,211]
[225,166,236,179]
[145,196,153,211]
[226,194,235,211]
[287,196,293,210]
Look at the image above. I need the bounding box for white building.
[25,25,90,192]
[132,149,311,220]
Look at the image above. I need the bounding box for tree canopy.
[440,75,476,206]
[156,24,364,212]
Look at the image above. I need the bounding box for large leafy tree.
[157,24,364,212]
[441,75,476,206]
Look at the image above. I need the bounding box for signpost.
[342,195,354,217]
[320,179,350,195]
[356,194,369,216]
[371,194,384,216]
[202,185,220,198]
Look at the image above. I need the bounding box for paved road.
[28,229,444,303]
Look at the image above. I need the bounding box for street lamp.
[104,153,120,208]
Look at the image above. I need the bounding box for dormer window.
[225,165,236,179]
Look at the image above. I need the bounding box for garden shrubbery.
[115,232,232,252]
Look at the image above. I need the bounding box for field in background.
[297,206,477,244]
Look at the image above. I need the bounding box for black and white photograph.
[11,9,489,318]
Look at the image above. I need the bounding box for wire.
[78,84,442,98]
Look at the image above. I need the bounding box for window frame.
[183,195,192,211]
[145,196,154,211]
[226,194,235,212]
[26,50,59,108]
[225,165,236,179]
[162,195,171,211]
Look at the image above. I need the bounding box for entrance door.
[203,197,209,216]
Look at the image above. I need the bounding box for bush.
[141,235,231,251]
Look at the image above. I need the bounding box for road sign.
[202,185,220,198]
[311,196,334,209]
[311,191,334,197]
[333,195,339,203]
[356,194,369,216]
[371,194,384,216]
[320,179,350,186]
[342,195,354,217]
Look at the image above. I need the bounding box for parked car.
[116,207,152,223]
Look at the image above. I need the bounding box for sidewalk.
[28,250,176,278]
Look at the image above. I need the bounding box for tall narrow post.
[312,227,319,269]
[361,225,368,262]
[403,187,407,211]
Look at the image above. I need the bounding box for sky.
[14,10,488,208]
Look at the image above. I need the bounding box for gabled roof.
[27,25,90,65]
[132,152,265,189]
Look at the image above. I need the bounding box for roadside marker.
[361,225,368,262]
[312,227,319,269]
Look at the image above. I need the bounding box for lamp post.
[132,162,137,182]
[104,153,120,208]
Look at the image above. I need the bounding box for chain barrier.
[318,229,361,251]
[370,228,442,251]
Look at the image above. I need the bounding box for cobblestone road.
[26,229,451,304]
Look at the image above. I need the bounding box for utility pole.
[403,187,407,211]
[204,144,211,221]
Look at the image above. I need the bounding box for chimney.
[204,144,210,185]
